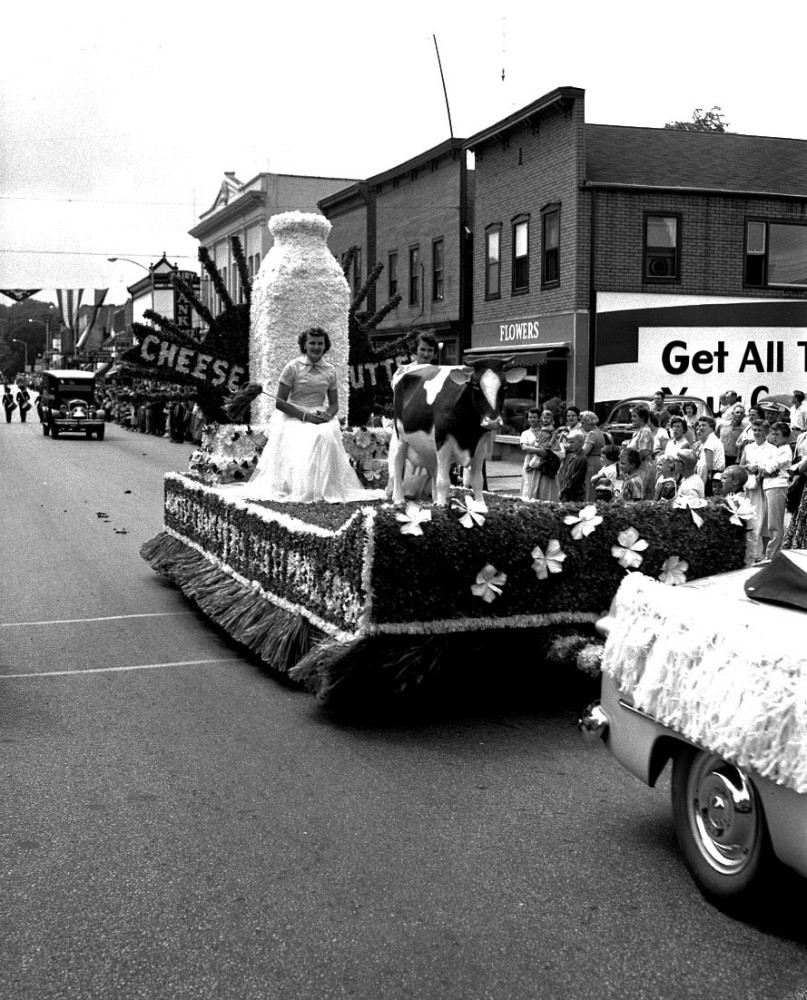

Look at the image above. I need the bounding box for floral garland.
[341,424,391,488]
[187,423,268,485]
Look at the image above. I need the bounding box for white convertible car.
[580,550,807,912]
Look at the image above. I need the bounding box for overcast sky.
[2,0,805,305]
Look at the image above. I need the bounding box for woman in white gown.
[230,326,385,504]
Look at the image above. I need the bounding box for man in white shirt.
[694,415,726,496]
[790,390,807,433]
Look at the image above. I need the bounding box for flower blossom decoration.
[563,504,603,541]
[451,496,487,529]
[722,493,756,529]
[362,458,382,482]
[531,539,567,580]
[471,564,507,603]
[611,526,649,570]
[673,494,709,528]
[395,502,432,537]
[658,555,689,586]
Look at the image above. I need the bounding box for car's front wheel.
[671,746,772,909]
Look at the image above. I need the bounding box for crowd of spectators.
[520,389,807,564]
[99,381,206,444]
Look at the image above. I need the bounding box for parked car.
[579,551,807,912]
[601,396,713,447]
[39,369,106,440]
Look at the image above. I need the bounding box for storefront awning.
[462,342,570,366]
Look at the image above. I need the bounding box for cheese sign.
[132,333,246,392]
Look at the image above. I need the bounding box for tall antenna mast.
[433,35,454,139]
[502,16,506,82]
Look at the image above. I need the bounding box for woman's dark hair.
[669,415,687,433]
[565,405,581,419]
[622,447,641,470]
[631,404,650,423]
[683,401,698,416]
[602,444,621,462]
[416,332,439,352]
[667,403,683,417]
[298,326,331,353]
[648,412,660,428]
[527,407,541,418]
[772,420,791,439]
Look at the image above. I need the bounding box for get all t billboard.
[595,293,807,410]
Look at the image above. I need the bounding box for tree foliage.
[664,106,729,132]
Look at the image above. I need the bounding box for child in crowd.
[617,448,644,501]
[590,444,621,501]
[653,454,678,500]
[676,450,705,500]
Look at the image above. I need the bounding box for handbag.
[527,455,542,470]
[786,473,806,515]
[541,450,561,478]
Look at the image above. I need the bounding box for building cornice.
[582,180,807,202]
[464,86,584,151]
[188,191,266,239]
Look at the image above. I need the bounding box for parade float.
[138,213,751,713]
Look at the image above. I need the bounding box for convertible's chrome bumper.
[578,700,609,745]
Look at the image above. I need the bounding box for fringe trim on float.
[140,532,323,674]
[601,572,807,794]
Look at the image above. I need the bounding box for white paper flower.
[563,504,603,540]
[673,494,709,528]
[659,555,689,586]
[471,564,507,603]
[723,494,756,529]
[611,527,649,570]
[531,539,567,580]
[451,496,487,529]
[362,458,382,481]
[395,502,432,537]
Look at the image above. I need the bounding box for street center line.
[0,612,197,629]
[0,658,243,680]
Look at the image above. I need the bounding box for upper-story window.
[485,225,501,299]
[388,252,398,298]
[432,239,444,301]
[542,207,560,286]
[644,214,680,280]
[512,216,530,294]
[745,220,807,287]
[409,246,420,306]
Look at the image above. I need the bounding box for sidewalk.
[485,455,523,495]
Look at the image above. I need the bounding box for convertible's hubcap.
[691,758,758,874]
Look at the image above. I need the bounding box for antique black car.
[40,369,106,440]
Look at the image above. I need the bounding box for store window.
[409,246,420,306]
[644,215,680,280]
[745,220,807,287]
[542,207,560,286]
[512,216,530,294]
[485,225,501,299]
[388,252,398,298]
[432,239,444,301]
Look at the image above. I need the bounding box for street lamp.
[107,256,152,272]
[11,338,28,372]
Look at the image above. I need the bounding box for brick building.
[189,170,356,320]
[320,139,473,365]
[466,85,807,417]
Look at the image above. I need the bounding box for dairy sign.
[595,294,807,410]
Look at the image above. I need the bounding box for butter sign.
[499,319,541,343]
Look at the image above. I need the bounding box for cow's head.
[449,360,527,431]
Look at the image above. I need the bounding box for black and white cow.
[389,360,526,508]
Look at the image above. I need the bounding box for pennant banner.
[56,289,85,332]
[76,288,109,349]
[0,289,41,302]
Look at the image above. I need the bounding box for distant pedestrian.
[2,385,16,423]
[15,385,32,423]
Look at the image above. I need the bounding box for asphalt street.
[1,415,806,1000]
